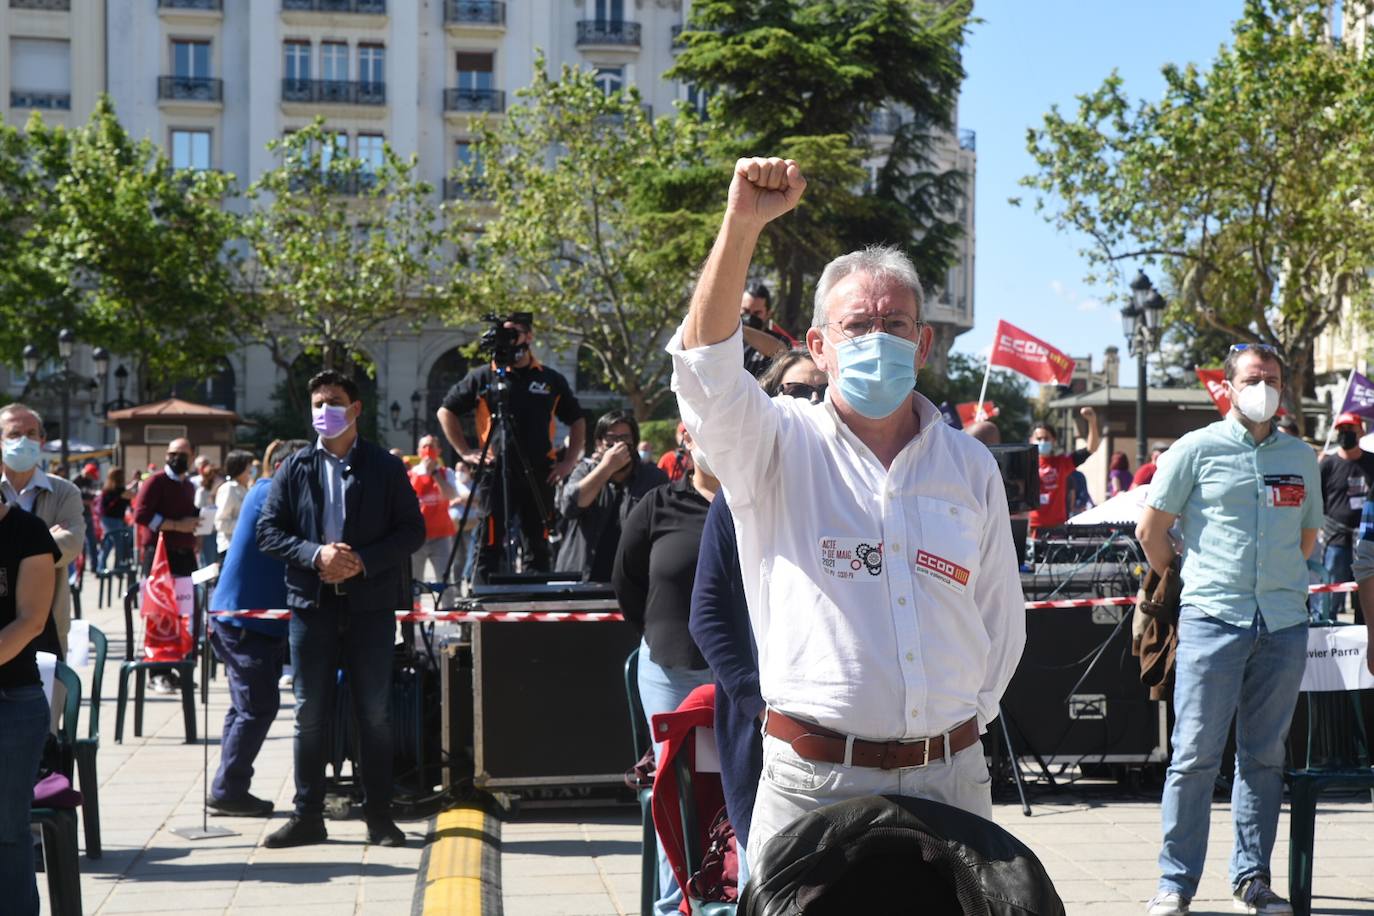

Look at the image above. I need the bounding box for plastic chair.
[1285,646,1374,916]
[32,661,85,916]
[115,584,199,743]
[96,528,136,609]
[670,728,736,916]
[625,647,659,916]
[76,625,108,858]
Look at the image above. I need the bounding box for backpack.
[688,806,740,904]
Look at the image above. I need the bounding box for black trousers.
[472,456,553,582]
[140,544,199,577]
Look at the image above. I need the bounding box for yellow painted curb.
[420,805,501,915]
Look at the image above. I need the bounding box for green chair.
[1284,635,1374,916]
[32,661,85,916]
[76,625,108,858]
[115,584,199,743]
[96,528,136,609]
[625,647,659,916]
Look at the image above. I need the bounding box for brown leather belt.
[764,710,980,770]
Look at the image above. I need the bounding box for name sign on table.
[1301,627,1374,693]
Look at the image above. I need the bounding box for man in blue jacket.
[257,371,426,848]
[208,438,310,818]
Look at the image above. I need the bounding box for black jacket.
[744,795,1065,916]
[256,437,425,612]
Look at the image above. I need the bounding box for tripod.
[443,363,554,587]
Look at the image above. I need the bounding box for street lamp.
[390,389,425,453]
[90,347,135,436]
[1121,271,1168,468]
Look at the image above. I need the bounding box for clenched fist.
[727,157,806,229]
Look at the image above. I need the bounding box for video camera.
[478,312,534,368]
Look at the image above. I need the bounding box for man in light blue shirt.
[1137,345,1320,916]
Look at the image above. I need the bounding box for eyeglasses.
[601,433,634,446]
[1229,343,1278,354]
[827,315,921,340]
[780,381,827,403]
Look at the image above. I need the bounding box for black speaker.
[1001,588,1166,766]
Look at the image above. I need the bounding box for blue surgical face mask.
[2,435,42,473]
[830,332,918,420]
[1036,440,1054,456]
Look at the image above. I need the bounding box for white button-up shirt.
[668,325,1025,741]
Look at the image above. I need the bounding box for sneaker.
[278,673,293,689]
[207,794,274,818]
[262,816,327,848]
[1233,877,1292,915]
[366,818,406,847]
[1146,892,1190,915]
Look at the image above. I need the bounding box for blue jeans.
[0,685,51,916]
[637,640,714,916]
[1157,607,1308,899]
[289,600,396,821]
[1314,544,1354,622]
[210,623,288,802]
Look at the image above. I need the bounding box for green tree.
[1020,0,1374,431]
[920,352,1034,443]
[2,98,244,401]
[241,120,455,416]
[449,60,719,417]
[669,0,973,332]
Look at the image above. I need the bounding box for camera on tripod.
[478,312,533,368]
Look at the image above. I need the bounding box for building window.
[171,130,211,171]
[9,38,72,110]
[284,41,311,83]
[358,44,384,87]
[321,131,349,170]
[321,41,349,82]
[357,133,385,174]
[686,84,710,118]
[455,139,482,172]
[172,40,211,79]
[455,51,493,92]
[594,0,624,22]
[593,66,623,96]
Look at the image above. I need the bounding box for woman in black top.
[0,500,60,916]
[612,429,719,916]
[96,465,134,571]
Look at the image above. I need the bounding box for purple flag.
[1340,370,1374,419]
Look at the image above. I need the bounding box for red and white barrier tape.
[209,580,1360,622]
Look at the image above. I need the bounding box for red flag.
[1196,368,1231,418]
[988,320,1076,386]
[141,535,193,662]
[957,402,999,426]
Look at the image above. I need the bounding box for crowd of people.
[3,157,1374,915]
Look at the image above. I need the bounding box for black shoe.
[263,816,327,848]
[366,818,406,847]
[208,794,274,818]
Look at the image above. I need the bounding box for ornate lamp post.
[390,389,424,453]
[1121,272,1168,469]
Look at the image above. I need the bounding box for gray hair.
[0,402,44,430]
[811,245,925,329]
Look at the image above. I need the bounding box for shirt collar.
[821,390,942,462]
[1221,414,1276,448]
[1,466,52,495]
[315,436,359,462]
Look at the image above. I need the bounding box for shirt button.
[910,708,919,718]
[898,597,907,606]
[905,651,914,661]
[890,542,900,552]
[949,507,957,516]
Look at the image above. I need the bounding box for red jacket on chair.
[651,684,727,912]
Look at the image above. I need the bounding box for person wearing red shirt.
[658,422,693,483]
[409,435,460,607]
[1028,407,1101,534]
[1131,443,1170,490]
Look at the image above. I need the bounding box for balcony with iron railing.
[443,177,486,200]
[281,79,386,106]
[158,0,222,10]
[9,0,70,10]
[444,0,504,27]
[10,90,70,110]
[281,0,385,14]
[576,19,641,48]
[158,76,224,103]
[287,171,379,196]
[443,88,505,114]
[959,128,976,151]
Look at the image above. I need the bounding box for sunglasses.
[780,381,827,403]
[1229,343,1278,354]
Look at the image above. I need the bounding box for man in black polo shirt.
[437,315,586,582]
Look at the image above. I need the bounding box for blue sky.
[956,1,1246,383]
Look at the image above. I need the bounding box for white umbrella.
[1066,485,1152,527]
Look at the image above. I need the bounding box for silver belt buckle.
[331,583,346,596]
